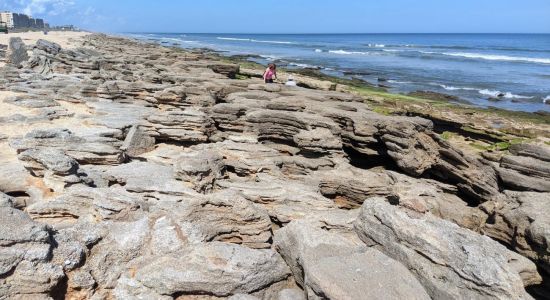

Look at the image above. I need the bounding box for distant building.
[0,11,46,29]
[0,12,14,28]
[35,18,44,28]
[53,25,76,31]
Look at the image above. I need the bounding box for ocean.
[126,33,550,112]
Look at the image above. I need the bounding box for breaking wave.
[217,37,294,44]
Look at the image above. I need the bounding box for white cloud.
[14,0,75,17]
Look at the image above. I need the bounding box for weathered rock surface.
[0,205,64,298]
[354,198,540,299]
[173,150,225,193]
[497,143,550,192]
[274,220,430,300]
[115,242,290,298]
[483,191,550,274]
[120,125,155,156]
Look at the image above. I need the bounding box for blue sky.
[2,0,550,33]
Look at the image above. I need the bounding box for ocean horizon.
[127,32,550,112]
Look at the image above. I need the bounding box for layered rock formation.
[0,34,548,299]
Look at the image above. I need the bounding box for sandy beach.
[0,32,549,299]
[0,30,88,48]
[0,31,89,67]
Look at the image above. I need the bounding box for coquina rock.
[497,143,550,192]
[1,33,549,299]
[354,198,541,299]
[6,37,29,67]
[0,205,65,298]
[483,191,550,275]
[274,220,430,300]
[114,242,290,298]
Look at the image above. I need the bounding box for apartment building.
[0,11,14,28]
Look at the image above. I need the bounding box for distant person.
[263,63,277,83]
[285,75,297,87]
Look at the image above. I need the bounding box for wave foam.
[439,84,477,91]
[217,37,294,44]
[443,52,550,65]
[479,89,532,99]
[366,44,385,48]
[314,49,323,53]
[217,37,250,41]
[544,96,550,104]
[328,50,369,55]
[289,62,320,69]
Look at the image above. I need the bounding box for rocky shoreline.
[0,33,549,299]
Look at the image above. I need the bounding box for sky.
[1,0,549,33]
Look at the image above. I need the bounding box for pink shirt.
[264,68,276,79]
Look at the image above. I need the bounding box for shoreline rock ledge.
[0,33,548,300]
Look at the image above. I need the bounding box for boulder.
[483,191,550,274]
[120,125,156,157]
[319,168,393,209]
[0,207,65,298]
[18,148,79,177]
[153,190,273,249]
[274,221,430,300]
[115,242,290,297]
[145,109,216,143]
[498,154,550,192]
[173,150,225,193]
[208,63,240,78]
[35,39,62,55]
[354,198,540,299]
[387,171,488,231]
[6,37,29,67]
[27,186,142,225]
[11,128,125,165]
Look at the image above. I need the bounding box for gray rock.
[120,125,156,157]
[306,251,430,300]
[117,242,290,297]
[11,128,125,165]
[498,155,550,192]
[354,198,539,299]
[483,191,550,275]
[101,161,196,197]
[153,190,273,249]
[18,148,79,177]
[229,294,261,300]
[27,186,142,225]
[0,192,14,208]
[509,143,550,162]
[387,170,488,232]
[319,167,393,209]
[6,37,29,67]
[0,207,65,298]
[274,220,430,300]
[145,109,216,143]
[35,39,62,55]
[277,288,305,300]
[173,150,225,193]
[4,97,60,108]
[218,173,336,224]
[208,63,240,78]
[293,127,342,154]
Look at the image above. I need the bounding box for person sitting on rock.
[285,75,297,86]
[263,63,277,83]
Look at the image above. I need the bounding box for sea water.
[127,33,550,112]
